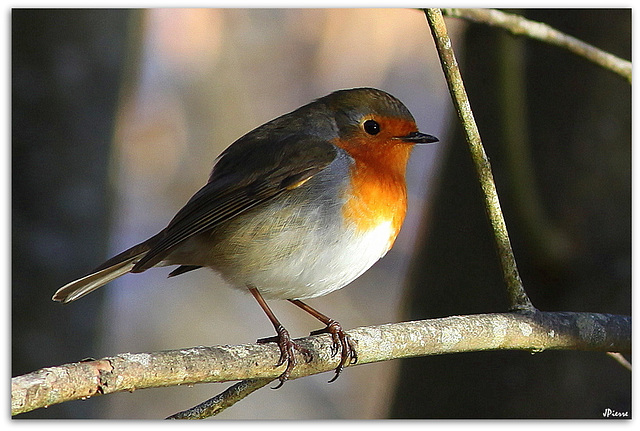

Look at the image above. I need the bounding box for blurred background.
[12,8,630,419]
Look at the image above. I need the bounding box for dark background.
[12,9,132,418]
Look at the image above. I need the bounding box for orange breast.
[336,138,412,251]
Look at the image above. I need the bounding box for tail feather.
[52,235,161,303]
[52,258,139,303]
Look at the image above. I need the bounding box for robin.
[53,87,438,386]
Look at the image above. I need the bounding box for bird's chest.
[340,158,408,252]
[183,152,408,300]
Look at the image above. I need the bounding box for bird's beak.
[396,131,439,144]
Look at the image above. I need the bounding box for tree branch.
[166,378,274,419]
[440,8,632,83]
[425,8,534,312]
[167,380,271,420]
[12,311,631,417]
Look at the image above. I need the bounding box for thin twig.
[441,8,631,83]
[424,8,534,312]
[166,378,273,419]
[12,311,631,416]
[606,352,632,371]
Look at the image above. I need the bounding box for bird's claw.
[310,320,357,382]
[258,325,312,388]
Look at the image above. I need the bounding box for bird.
[52,87,438,386]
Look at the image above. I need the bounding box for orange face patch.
[334,116,417,251]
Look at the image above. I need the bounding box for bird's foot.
[258,325,312,388]
[310,320,357,383]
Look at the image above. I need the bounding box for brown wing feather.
[132,136,337,272]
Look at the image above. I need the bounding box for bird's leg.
[288,299,357,383]
[248,286,312,388]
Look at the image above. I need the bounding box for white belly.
[234,219,395,300]
[170,206,396,300]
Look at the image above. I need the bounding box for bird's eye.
[363,119,380,135]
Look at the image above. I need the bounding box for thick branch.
[441,8,632,83]
[12,311,630,416]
